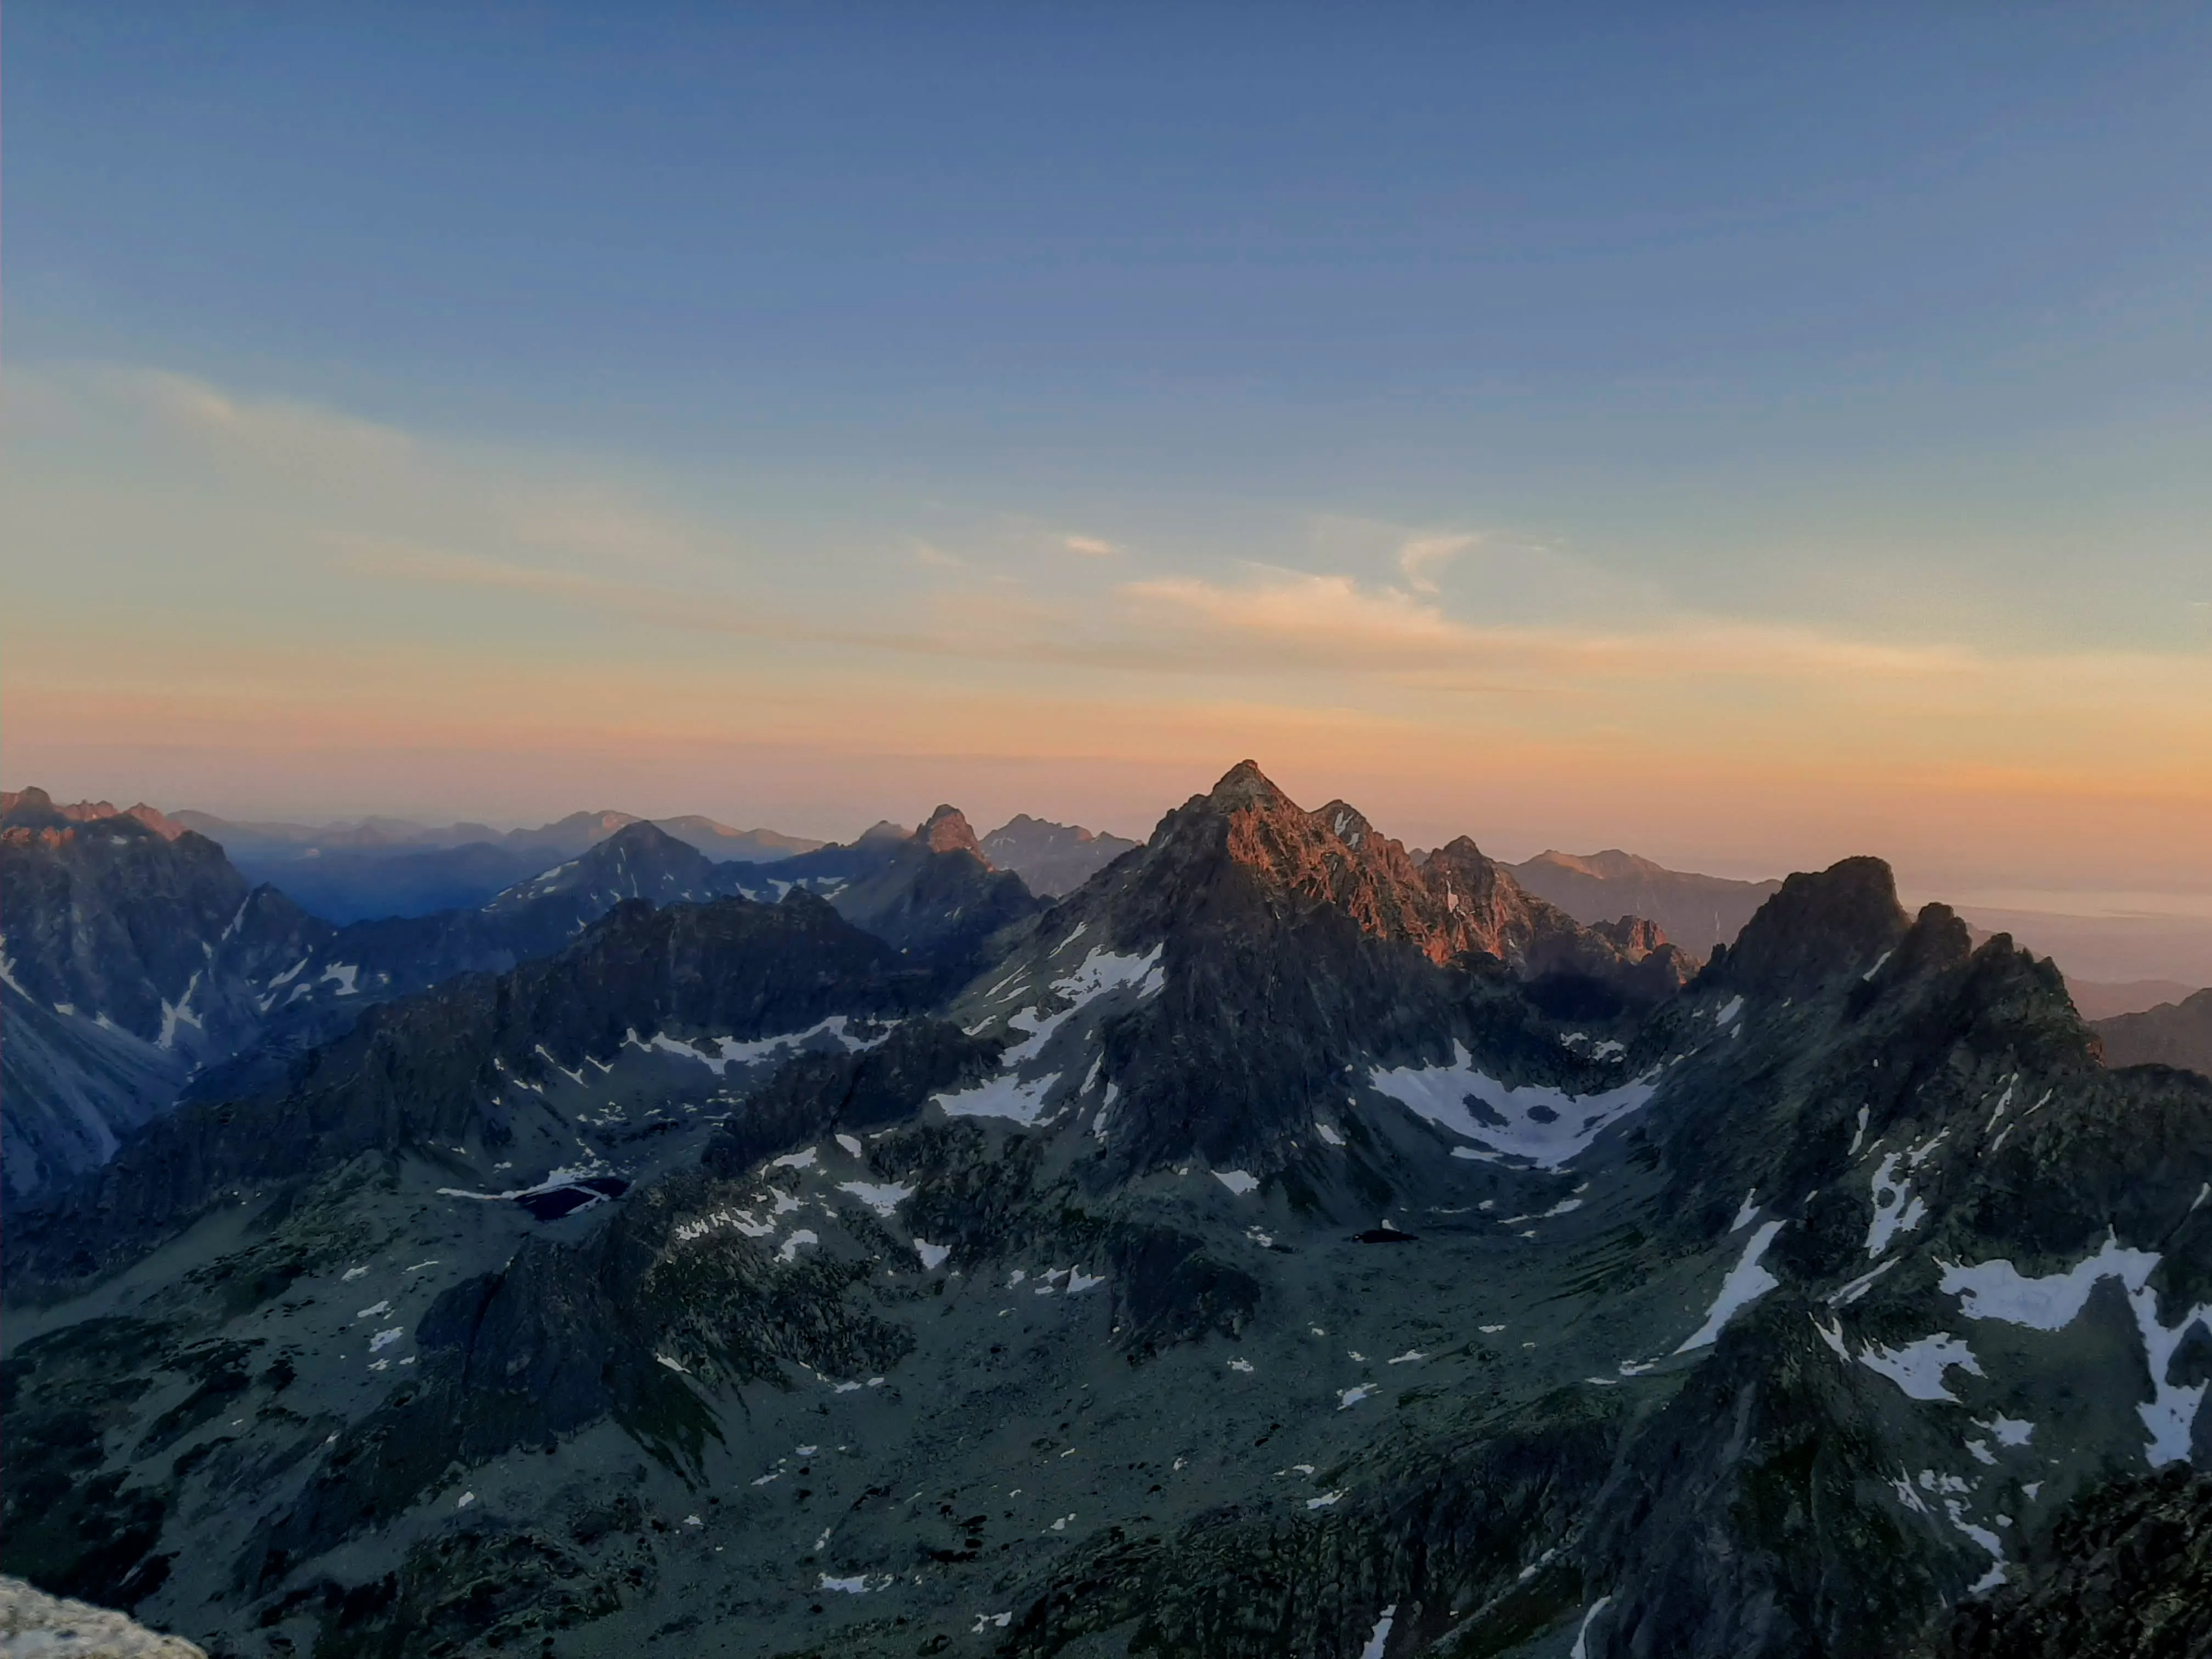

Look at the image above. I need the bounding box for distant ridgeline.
[3,765,2207,1659]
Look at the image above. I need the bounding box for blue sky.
[5,5,2209,892]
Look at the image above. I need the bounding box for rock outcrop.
[0,1575,206,1657]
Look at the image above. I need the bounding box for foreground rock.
[0,1576,205,1658]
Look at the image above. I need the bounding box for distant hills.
[2094,987,2212,1076]
[144,802,1134,922]
[979,813,1141,895]
[1504,847,1782,951]
[2064,978,2202,1022]
[162,808,827,923]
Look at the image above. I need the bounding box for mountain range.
[3,763,2208,1658]
[0,789,1031,1204]
[169,806,826,926]
[116,800,1135,924]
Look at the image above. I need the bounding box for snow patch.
[914,1239,950,1271]
[1675,1220,1785,1352]
[1051,944,1166,1005]
[438,1163,611,1204]
[838,1181,913,1216]
[1571,1596,1614,1659]
[1939,1242,2212,1464]
[1865,1153,1926,1256]
[1213,1169,1259,1196]
[934,1069,1062,1125]
[1829,1257,1899,1307]
[1940,1235,2160,1330]
[1367,1041,1660,1169]
[1859,1334,1983,1402]
[644,1015,891,1076]
[1358,1605,1396,1659]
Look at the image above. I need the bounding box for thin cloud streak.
[1396,532,1478,594]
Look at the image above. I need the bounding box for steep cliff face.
[1187,763,1695,991]
[1,793,326,1199]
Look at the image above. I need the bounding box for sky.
[5,4,2210,905]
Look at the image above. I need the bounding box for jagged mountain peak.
[1128,768,1688,995]
[917,804,984,860]
[551,816,713,884]
[989,811,1096,843]
[1201,757,1293,811]
[1707,853,1909,996]
[483,819,719,916]
[591,817,699,860]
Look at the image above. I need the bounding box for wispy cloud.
[1063,534,1117,557]
[1396,532,1479,594]
[1124,568,1472,661]
[915,541,966,569]
[119,366,415,472]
